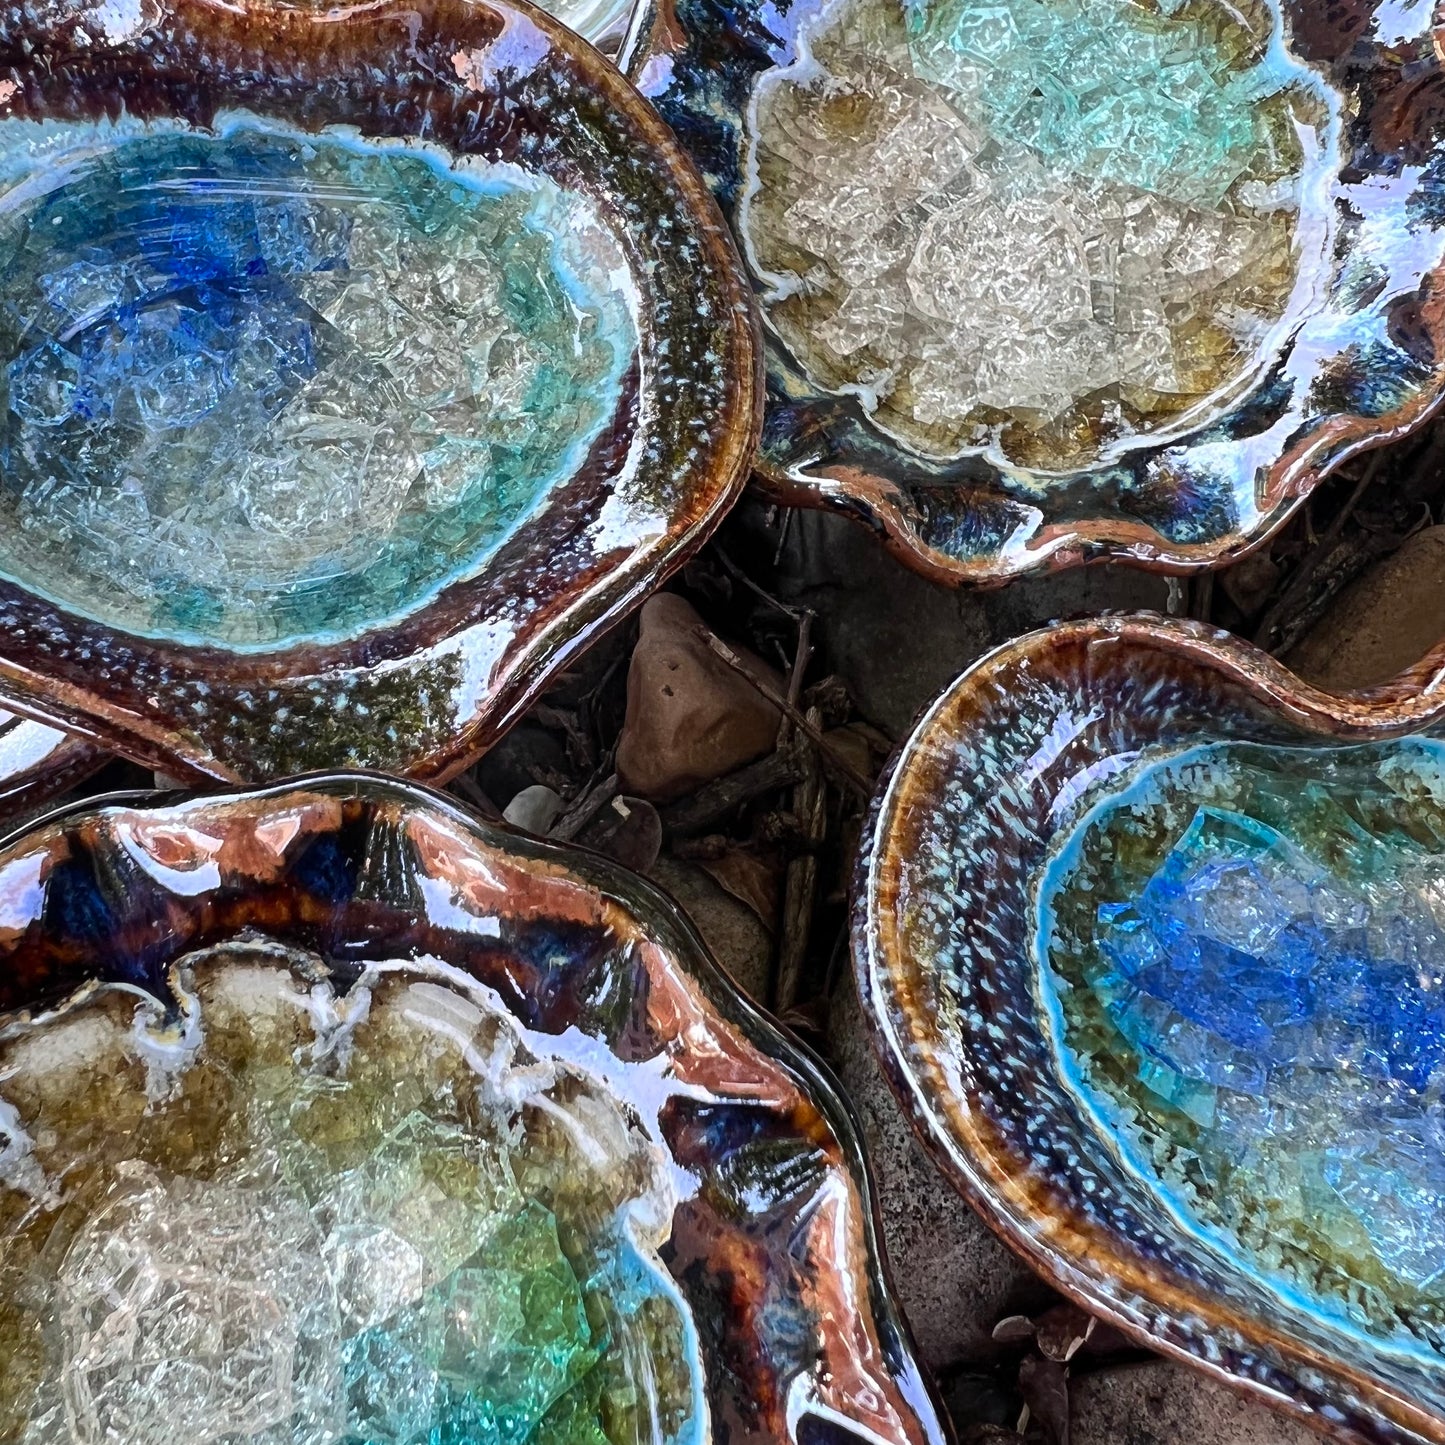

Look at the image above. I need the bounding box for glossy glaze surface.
[0,711,101,823]
[0,775,944,1445]
[627,0,1444,581]
[0,0,759,779]
[857,616,1445,1442]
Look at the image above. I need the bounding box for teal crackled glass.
[0,117,639,649]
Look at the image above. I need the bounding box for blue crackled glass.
[1040,739,1445,1342]
[0,116,639,648]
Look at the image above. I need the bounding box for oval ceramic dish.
[0,773,946,1445]
[857,615,1445,1443]
[626,0,1445,583]
[0,0,759,782]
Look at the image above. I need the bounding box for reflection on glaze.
[0,118,637,648]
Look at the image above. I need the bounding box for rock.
[647,856,772,1003]
[616,594,784,803]
[750,508,1170,741]
[1217,550,1280,619]
[825,977,1053,1369]
[1070,1360,1319,1445]
[1287,525,1445,691]
[578,795,663,873]
[474,721,570,806]
[502,784,563,835]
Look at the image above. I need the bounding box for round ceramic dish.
[625,0,1445,583]
[0,0,759,782]
[857,615,1445,1443]
[0,773,946,1445]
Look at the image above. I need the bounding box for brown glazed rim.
[0,714,104,817]
[750,392,1443,590]
[0,0,762,782]
[857,615,1445,1444]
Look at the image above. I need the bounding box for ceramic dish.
[857,614,1445,1442]
[0,0,759,782]
[626,0,1445,583]
[538,0,637,51]
[0,772,946,1445]
[0,711,102,822]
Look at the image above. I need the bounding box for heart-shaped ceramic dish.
[0,0,759,783]
[625,0,1445,583]
[856,614,1445,1443]
[0,773,946,1445]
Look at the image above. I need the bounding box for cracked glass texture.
[1040,740,1445,1356]
[741,0,1322,470]
[0,117,638,648]
[0,950,701,1445]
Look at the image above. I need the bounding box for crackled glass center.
[1040,740,1445,1354]
[0,948,702,1444]
[0,119,638,648]
[742,0,1326,469]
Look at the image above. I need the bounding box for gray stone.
[773,510,1172,739]
[502,784,563,835]
[1070,1359,1320,1445]
[826,977,1052,1368]
[647,856,772,1004]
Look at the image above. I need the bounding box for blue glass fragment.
[1042,739,1445,1334]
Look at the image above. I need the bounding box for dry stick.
[1190,571,1214,624]
[772,506,794,567]
[1252,457,1383,650]
[696,628,872,796]
[448,771,502,820]
[551,772,619,841]
[659,747,804,837]
[774,704,827,1014]
[778,607,815,748]
[714,546,805,620]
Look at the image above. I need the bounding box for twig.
[778,607,815,747]
[772,506,794,567]
[714,547,804,619]
[550,772,619,841]
[448,771,501,820]
[697,628,872,796]
[1189,572,1213,624]
[659,747,804,837]
[774,704,827,1013]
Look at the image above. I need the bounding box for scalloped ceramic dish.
[0,773,945,1445]
[626,0,1445,583]
[0,0,759,782]
[858,615,1445,1443]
